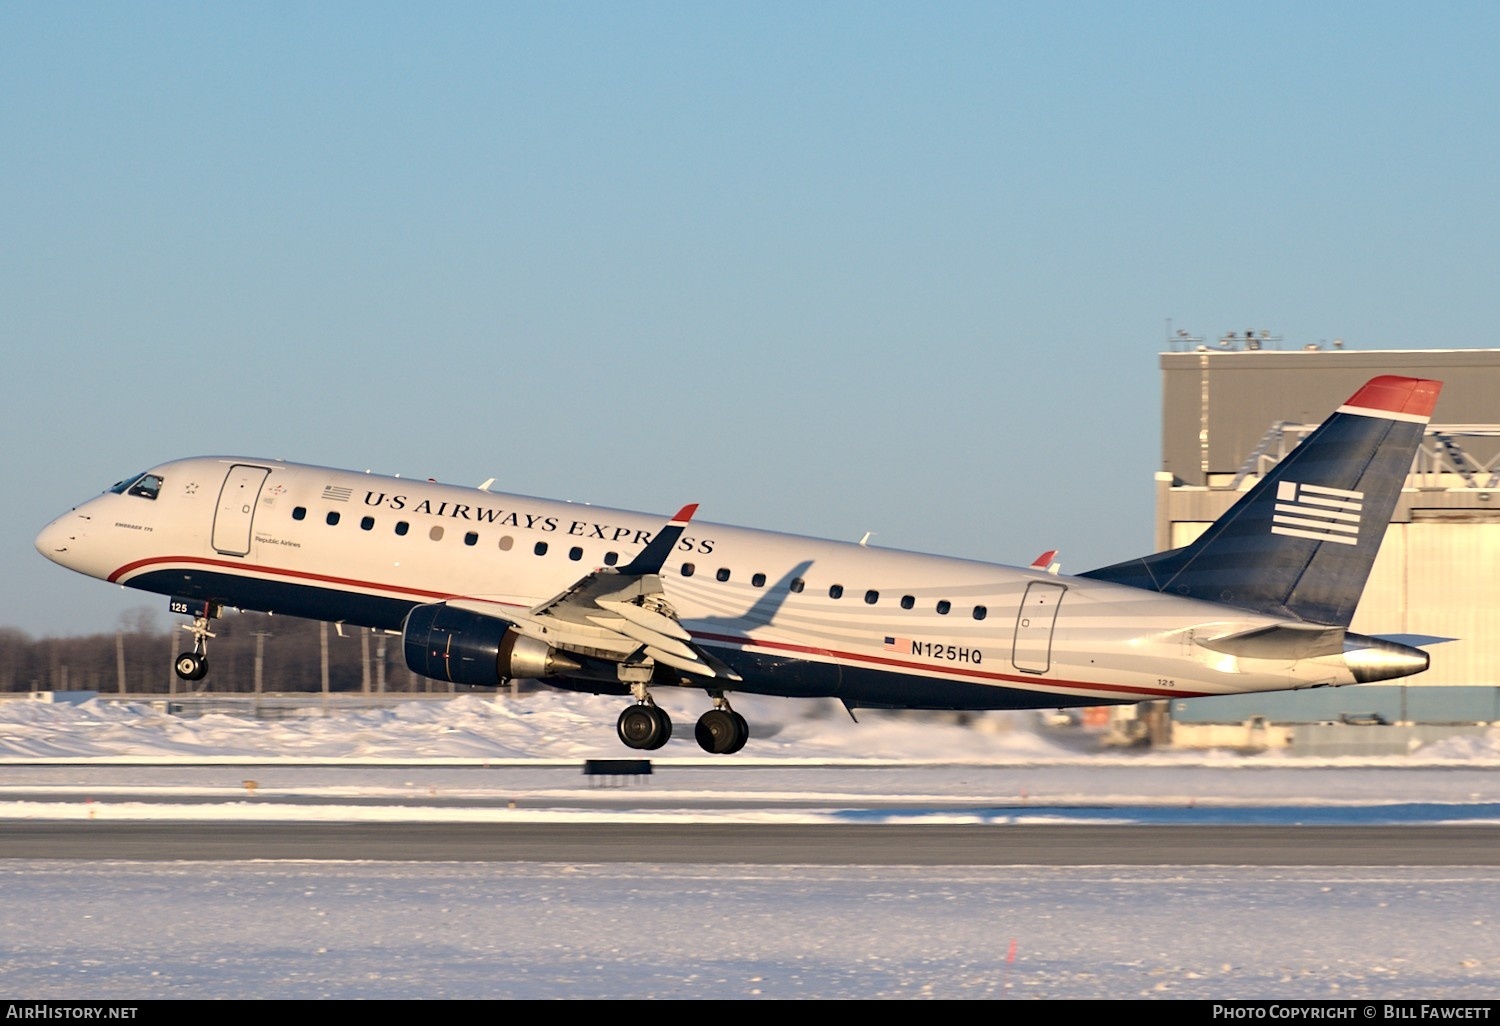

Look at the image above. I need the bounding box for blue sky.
[5,2,1498,637]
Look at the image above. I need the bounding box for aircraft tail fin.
[1081,375,1441,626]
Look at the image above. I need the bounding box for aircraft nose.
[35,514,81,564]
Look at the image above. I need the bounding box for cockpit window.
[109,473,163,500]
[129,475,163,499]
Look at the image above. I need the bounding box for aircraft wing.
[452,503,741,681]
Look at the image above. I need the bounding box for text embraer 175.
[37,376,1441,754]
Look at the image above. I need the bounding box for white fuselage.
[36,456,1364,709]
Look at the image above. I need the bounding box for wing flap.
[586,614,700,661]
[597,599,693,641]
[644,644,713,676]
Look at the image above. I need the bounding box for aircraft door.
[1012,581,1066,674]
[212,465,272,557]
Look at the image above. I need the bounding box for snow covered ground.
[2,692,1499,1000]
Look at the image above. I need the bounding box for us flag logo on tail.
[1272,481,1363,546]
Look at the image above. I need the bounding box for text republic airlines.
[37,376,1441,754]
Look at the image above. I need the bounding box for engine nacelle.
[402,603,580,686]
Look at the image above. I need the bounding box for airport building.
[1142,340,1500,752]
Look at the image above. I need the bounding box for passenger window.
[829,585,844,599]
[936,600,951,615]
[395,521,409,536]
[604,551,619,566]
[534,541,548,556]
[716,568,731,582]
[789,578,805,593]
[569,546,584,561]
[973,605,988,621]
[429,526,444,541]
[498,535,513,551]
[864,590,879,605]
[751,572,766,588]
[326,511,340,526]
[292,507,307,521]
[465,532,479,546]
[360,516,375,531]
[900,595,914,610]
[681,563,696,577]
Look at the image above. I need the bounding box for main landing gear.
[616,701,672,750]
[172,601,222,682]
[694,695,749,755]
[616,688,750,754]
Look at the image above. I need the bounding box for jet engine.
[402,603,580,686]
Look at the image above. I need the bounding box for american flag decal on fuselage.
[1272,481,1362,545]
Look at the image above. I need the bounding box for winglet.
[618,504,699,575]
[1029,550,1058,570]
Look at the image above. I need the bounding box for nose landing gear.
[174,649,209,682]
[171,599,222,682]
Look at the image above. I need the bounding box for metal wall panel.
[1399,522,1500,686]
[1161,349,1500,485]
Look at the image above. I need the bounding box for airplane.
[35,374,1441,754]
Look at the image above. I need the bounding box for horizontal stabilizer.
[1195,624,1432,683]
[1196,624,1346,660]
[1369,634,1458,648]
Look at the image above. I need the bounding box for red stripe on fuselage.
[110,556,1204,702]
[108,554,459,603]
[691,631,1206,700]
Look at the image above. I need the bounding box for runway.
[4,760,1500,866]
[6,757,1500,998]
[9,820,1500,865]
